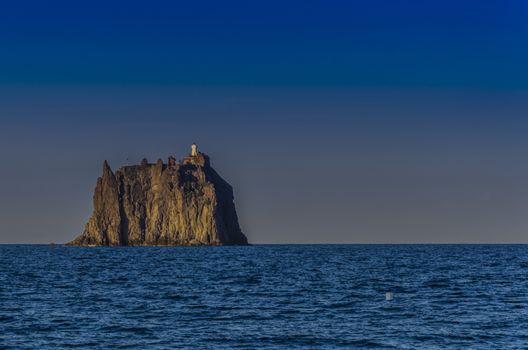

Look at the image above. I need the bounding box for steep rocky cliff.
[67,149,248,246]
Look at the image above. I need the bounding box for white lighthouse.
[191,143,198,156]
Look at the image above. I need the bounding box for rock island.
[67,144,248,246]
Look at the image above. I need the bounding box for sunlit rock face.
[67,151,248,246]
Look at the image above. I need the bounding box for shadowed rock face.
[67,153,248,246]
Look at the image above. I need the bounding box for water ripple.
[1,244,527,349]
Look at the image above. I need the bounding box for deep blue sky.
[1,0,528,243]
[1,0,527,87]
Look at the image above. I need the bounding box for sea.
[1,244,527,349]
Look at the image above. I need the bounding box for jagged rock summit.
[67,144,248,246]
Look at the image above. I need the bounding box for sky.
[1,0,528,243]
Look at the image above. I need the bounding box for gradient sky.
[1,0,528,243]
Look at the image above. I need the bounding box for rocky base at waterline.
[67,147,248,246]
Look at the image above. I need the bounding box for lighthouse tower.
[183,143,208,167]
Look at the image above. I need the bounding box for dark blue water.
[1,245,527,349]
